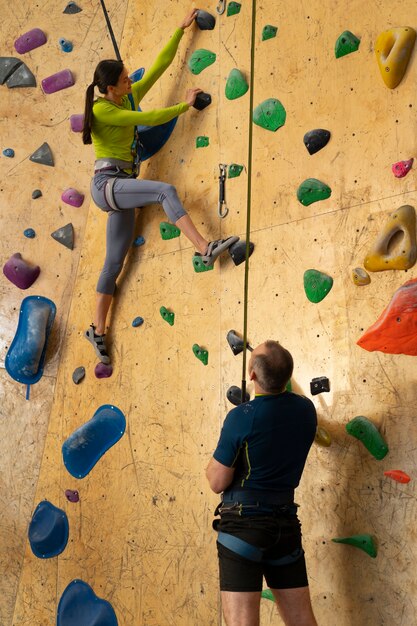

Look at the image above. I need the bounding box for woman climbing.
[82,7,238,364]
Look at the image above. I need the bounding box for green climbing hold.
[188,49,216,75]
[345,415,388,460]
[261,589,275,602]
[262,25,278,41]
[303,269,333,303]
[196,136,209,148]
[225,69,249,100]
[332,534,377,558]
[193,343,209,365]
[160,306,175,326]
[335,31,361,58]
[228,164,244,178]
[253,99,286,132]
[160,221,180,240]
[297,178,331,206]
[193,255,214,273]
[227,1,241,16]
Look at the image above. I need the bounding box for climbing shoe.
[197,236,239,266]
[84,324,110,364]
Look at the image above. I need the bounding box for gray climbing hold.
[6,62,36,88]
[196,9,216,30]
[63,1,82,13]
[3,148,14,157]
[0,57,22,84]
[30,143,54,167]
[32,189,42,199]
[51,223,74,250]
[72,366,85,384]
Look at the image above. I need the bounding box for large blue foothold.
[28,500,69,558]
[62,405,126,479]
[5,296,56,387]
[57,580,118,626]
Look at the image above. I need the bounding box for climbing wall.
[2,0,417,625]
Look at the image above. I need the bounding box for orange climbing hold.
[375,27,416,89]
[384,470,411,483]
[357,278,417,355]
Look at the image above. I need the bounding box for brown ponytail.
[82,83,95,145]
[82,60,124,145]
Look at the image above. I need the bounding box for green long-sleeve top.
[92,28,189,162]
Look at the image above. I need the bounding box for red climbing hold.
[357,278,417,355]
[392,158,413,178]
[384,470,411,483]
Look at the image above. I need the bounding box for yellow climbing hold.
[315,425,331,447]
[364,205,417,272]
[375,27,416,89]
[352,267,371,286]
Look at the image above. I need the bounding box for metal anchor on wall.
[218,163,229,218]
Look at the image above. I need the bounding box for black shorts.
[216,507,308,592]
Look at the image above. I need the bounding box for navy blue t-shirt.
[213,392,317,494]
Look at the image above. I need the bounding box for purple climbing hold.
[3,253,40,289]
[94,363,113,379]
[61,188,84,208]
[14,28,47,54]
[24,228,36,239]
[70,114,84,132]
[41,69,74,94]
[65,489,79,503]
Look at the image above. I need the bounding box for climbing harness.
[217,532,304,565]
[218,163,229,218]
[216,0,226,14]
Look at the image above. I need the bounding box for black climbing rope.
[240,0,257,403]
[99,0,122,61]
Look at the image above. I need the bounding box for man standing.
[206,340,318,626]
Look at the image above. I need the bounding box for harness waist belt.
[222,489,294,505]
[217,532,304,565]
[94,158,134,173]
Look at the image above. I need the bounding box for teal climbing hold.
[227,1,241,16]
[335,31,360,58]
[160,306,175,326]
[262,25,278,41]
[3,148,14,157]
[261,589,275,601]
[346,415,388,460]
[297,178,331,206]
[193,255,214,272]
[188,49,216,75]
[196,136,209,148]
[304,269,333,303]
[193,343,208,365]
[228,164,244,178]
[253,99,286,132]
[225,69,249,100]
[160,221,180,240]
[332,534,377,558]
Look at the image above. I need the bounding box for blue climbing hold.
[24,228,36,239]
[132,316,144,327]
[57,580,118,626]
[3,148,14,157]
[62,405,126,479]
[59,38,73,52]
[133,235,145,247]
[28,500,69,558]
[5,296,56,387]
[129,68,145,83]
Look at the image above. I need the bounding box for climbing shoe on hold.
[84,324,110,364]
[197,236,239,266]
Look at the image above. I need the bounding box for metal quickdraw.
[216,0,226,14]
[218,163,229,218]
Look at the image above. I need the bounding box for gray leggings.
[91,173,187,295]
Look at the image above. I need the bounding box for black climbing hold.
[30,143,54,167]
[63,1,82,13]
[193,92,212,110]
[227,385,250,405]
[72,366,85,384]
[227,329,253,355]
[6,62,36,88]
[195,9,216,30]
[228,240,255,266]
[310,376,330,395]
[0,57,22,84]
[303,129,331,155]
[32,189,42,199]
[51,223,74,250]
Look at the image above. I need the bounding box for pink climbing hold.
[70,114,84,132]
[94,363,113,379]
[14,28,47,54]
[3,253,40,289]
[392,158,413,178]
[61,188,84,208]
[41,69,74,94]
[65,489,80,502]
